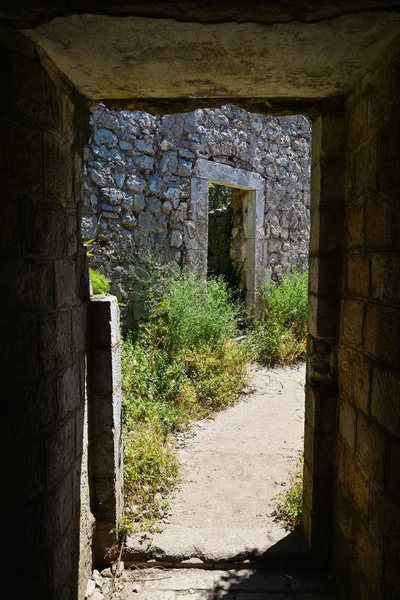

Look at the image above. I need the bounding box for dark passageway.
[2,3,400,598]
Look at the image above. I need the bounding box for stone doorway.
[191,159,266,316]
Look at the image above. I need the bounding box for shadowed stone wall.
[333,37,400,599]
[1,26,93,600]
[207,205,233,279]
[83,105,311,325]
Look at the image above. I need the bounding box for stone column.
[303,102,346,558]
[87,296,123,566]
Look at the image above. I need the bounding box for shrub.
[89,268,110,295]
[121,271,251,529]
[251,271,308,365]
[157,272,239,352]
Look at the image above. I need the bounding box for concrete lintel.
[194,158,265,191]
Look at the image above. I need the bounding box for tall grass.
[251,271,308,365]
[122,272,250,529]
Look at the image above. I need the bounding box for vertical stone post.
[87,296,123,566]
[303,102,345,558]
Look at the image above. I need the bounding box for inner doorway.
[191,158,266,317]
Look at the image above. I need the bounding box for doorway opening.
[83,104,312,567]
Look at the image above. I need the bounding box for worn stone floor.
[125,363,307,564]
[86,363,339,599]
[87,566,339,599]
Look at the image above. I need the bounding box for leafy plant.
[89,268,110,295]
[82,236,95,256]
[121,271,251,529]
[250,271,308,365]
[274,454,303,530]
[209,183,233,210]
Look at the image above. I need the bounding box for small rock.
[85,578,96,598]
[181,557,204,565]
[101,567,113,578]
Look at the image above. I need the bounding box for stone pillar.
[88,296,123,566]
[303,102,345,558]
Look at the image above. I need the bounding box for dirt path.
[125,362,306,564]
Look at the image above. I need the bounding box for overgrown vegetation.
[121,268,308,531]
[209,183,233,210]
[121,271,250,529]
[250,271,308,365]
[273,454,303,530]
[89,268,110,295]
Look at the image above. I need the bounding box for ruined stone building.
[2,3,400,599]
[83,105,311,324]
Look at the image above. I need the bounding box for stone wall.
[333,37,400,599]
[207,205,233,279]
[83,105,311,325]
[1,25,93,599]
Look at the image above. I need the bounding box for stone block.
[347,95,368,149]
[93,128,118,148]
[51,519,79,593]
[370,489,400,560]
[54,259,78,309]
[44,131,73,205]
[338,343,352,400]
[371,253,400,304]
[378,118,400,190]
[382,554,400,600]
[353,517,383,589]
[308,294,340,339]
[1,195,20,257]
[36,471,73,554]
[46,416,75,489]
[345,201,364,250]
[351,351,370,415]
[354,136,377,200]
[337,440,370,519]
[89,295,120,348]
[387,440,400,501]
[338,401,357,451]
[89,343,121,395]
[340,299,364,351]
[72,304,88,357]
[364,303,400,368]
[365,186,400,250]
[57,361,81,417]
[371,364,400,436]
[10,50,62,133]
[307,386,337,436]
[2,375,58,448]
[347,254,369,297]
[1,117,43,195]
[355,412,386,484]
[56,309,73,368]
[308,255,341,297]
[38,312,58,374]
[21,199,66,258]
[2,441,46,509]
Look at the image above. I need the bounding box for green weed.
[121,272,250,530]
[89,268,110,295]
[274,454,303,530]
[250,271,308,365]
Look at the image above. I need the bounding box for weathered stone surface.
[83,105,311,325]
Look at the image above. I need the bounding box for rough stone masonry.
[83,104,311,325]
